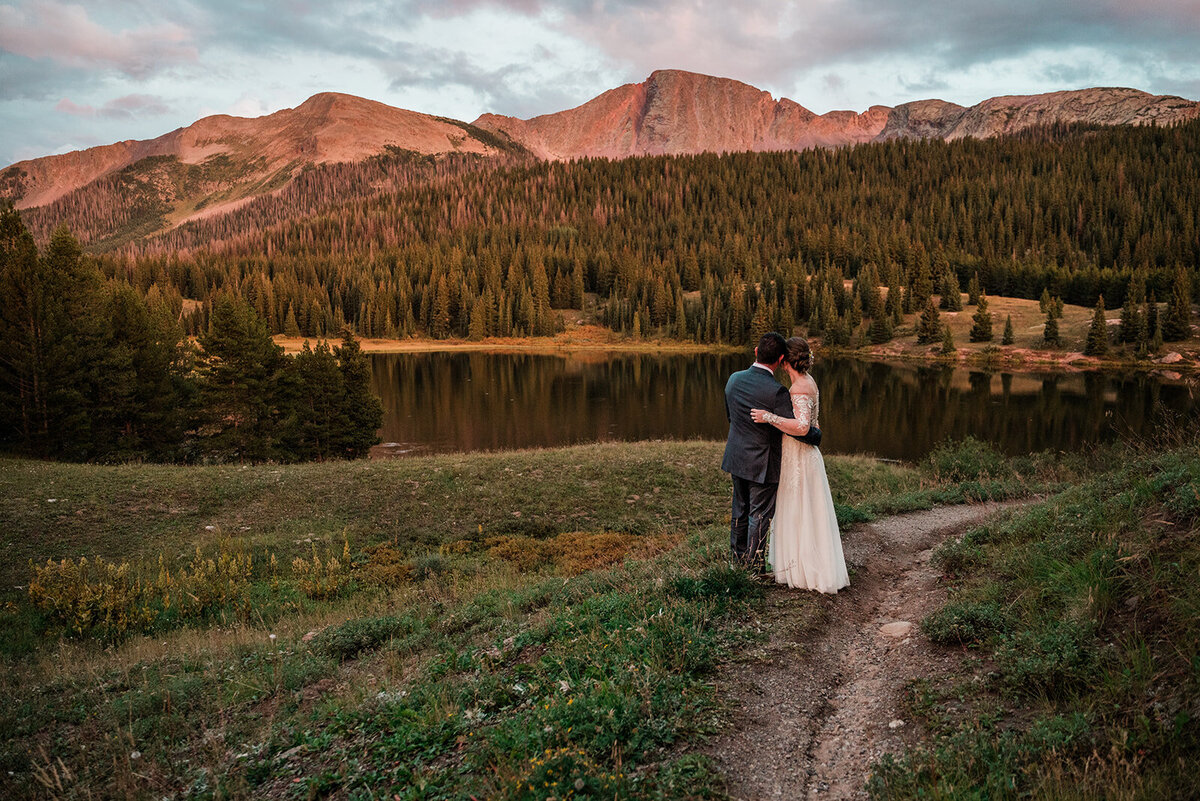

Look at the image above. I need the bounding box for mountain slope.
[1,93,514,213]
[473,69,891,158]
[3,72,1198,250]
[878,87,1200,140]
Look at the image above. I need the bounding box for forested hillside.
[31,121,1200,344]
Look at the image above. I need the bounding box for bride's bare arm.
[751,395,813,435]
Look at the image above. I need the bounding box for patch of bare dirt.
[707,501,1034,800]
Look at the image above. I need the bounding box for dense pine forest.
[24,120,1194,345]
[4,119,1199,460]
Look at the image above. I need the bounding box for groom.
[722,332,822,573]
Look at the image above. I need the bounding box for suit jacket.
[721,365,822,484]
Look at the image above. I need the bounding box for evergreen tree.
[1084,295,1110,356]
[290,341,348,460]
[333,329,382,459]
[1039,287,1052,314]
[284,304,301,337]
[967,273,982,306]
[468,296,488,341]
[941,324,957,355]
[1118,291,1139,344]
[1135,297,1151,354]
[1146,292,1159,344]
[885,285,903,326]
[916,298,942,345]
[1042,311,1061,347]
[749,300,773,345]
[198,295,291,463]
[867,314,893,345]
[969,293,993,342]
[939,270,963,311]
[0,217,106,457]
[1162,267,1193,341]
[1002,315,1015,345]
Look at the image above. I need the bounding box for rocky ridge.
[3,71,1196,238]
[2,92,502,211]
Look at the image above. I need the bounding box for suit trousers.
[730,476,777,571]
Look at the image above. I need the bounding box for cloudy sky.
[2,0,1199,166]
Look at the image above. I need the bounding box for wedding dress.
[768,389,849,593]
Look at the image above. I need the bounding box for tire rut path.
[707,501,1033,800]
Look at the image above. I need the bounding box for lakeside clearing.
[272,295,1200,373]
[2,435,1197,799]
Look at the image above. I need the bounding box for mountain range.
[4,69,1197,240]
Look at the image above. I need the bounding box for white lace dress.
[768,390,850,593]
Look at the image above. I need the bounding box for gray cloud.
[3,0,1198,165]
[0,0,197,78]
[55,93,171,118]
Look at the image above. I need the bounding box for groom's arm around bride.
[720,332,820,571]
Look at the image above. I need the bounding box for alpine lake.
[368,351,1197,462]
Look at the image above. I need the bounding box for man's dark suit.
[722,364,822,569]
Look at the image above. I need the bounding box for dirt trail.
[708,501,1032,800]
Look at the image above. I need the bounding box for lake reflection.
[369,352,1196,461]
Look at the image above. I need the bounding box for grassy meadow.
[0,438,1075,800]
[873,427,1200,799]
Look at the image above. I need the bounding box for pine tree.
[1042,312,1061,347]
[1146,292,1159,343]
[939,270,963,311]
[969,293,993,342]
[1084,296,1109,356]
[1135,297,1151,355]
[867,315,893,345]
[1002,315,1015,345]
[885,285,903,326]
[1162,267,1193,342]
[917,298,942,345]
[1039,287,1052,314]
[1118,291,1138,344]
[334,329,382,459]
[468,296,488,340]
[0,219,107,457]
[941,324,957,355]
[198,295,291,463]
[967,273,982,306]
[284,304,301,337]
[290,340,347,460]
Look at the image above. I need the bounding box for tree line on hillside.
[34,119,1191,347]
[0,207,381,462]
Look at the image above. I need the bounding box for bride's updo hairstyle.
[785,337,812,373]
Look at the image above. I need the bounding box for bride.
[750,337,849,593]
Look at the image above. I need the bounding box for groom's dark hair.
[755,332,787,365]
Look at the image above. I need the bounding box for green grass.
[2,439,1062,606]
[0,438,1072,800]
[871,438,1200,800]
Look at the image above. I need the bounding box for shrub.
[995,621,1098,699]
[292,539,353,600]
[361,542,413,585]
[923,600,1008,645]
[314,614,406,661]
[508,747,624,801]
[932,536,986,576]
[409,552,448,580]
[670,564,761,606]
[27,541,258,637]
[28,556,154,636]
[440,539,476,555]
[925,436,1012,482]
